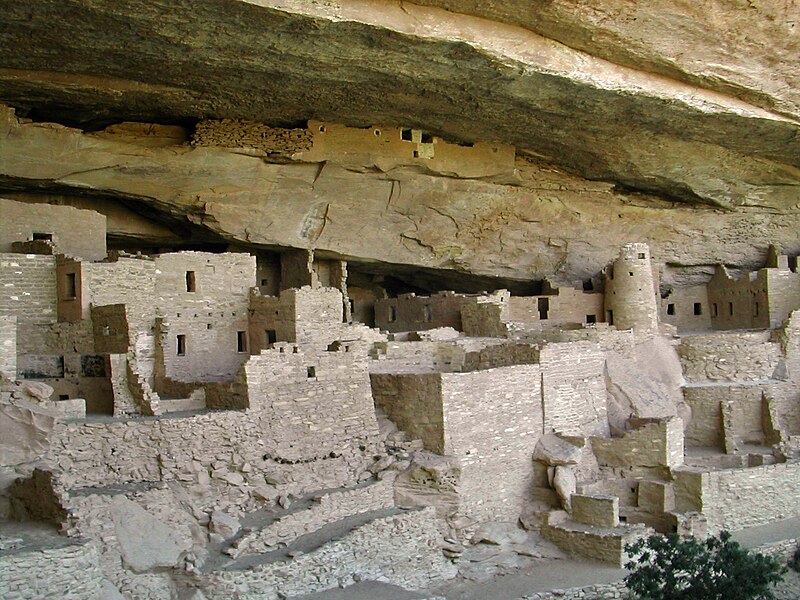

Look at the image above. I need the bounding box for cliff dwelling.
[1,2,799,599]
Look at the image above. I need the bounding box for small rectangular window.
[266,329,277,346]
[538,297,550,320]
[401,128,412,141]
[667,303,675,316]
[64,273,77,299]
[177,334,186,356]
[586,314,596,324]
[728,302,734,316]
[186,271,196,292]
[260,278,269,286]
[237,331,247,353]
[637,252,646,260]
[307,366,316,378]
[693,303,702,316]
[389,305,397,323]
[607,310,614,325]
[424,305,433,322]
[33,232,53,241]
[754,302,759,317]
[421,132,433,143]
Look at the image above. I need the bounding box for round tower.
[604,243,659,334]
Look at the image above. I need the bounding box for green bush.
[624,531,785,600]
[789,543,800,573]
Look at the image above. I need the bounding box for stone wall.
[660,284,712,332]
[0,314,16,379]
[460,292,511,338]
[674,461,800,532]
[0,538,104,600]
[232,480,395,557]
[298,120,515,179]
[441,365,543,523]
[234,344,380,462]
[678,331,783,383]
[766,268,800,329]
[200,507,456,599]
[371,372,445,452]
[592,418,684,468]
[507,288,604,327]
[539,341,608,436]
[192,119,313,155]
[683,384,771,448]
[707,266,771,330]
[44,406,379,510]
[0,253,57,326]
[0,198,106,261]
[375,291,471,333]
[82,256,157,323]
[151,252,255,387]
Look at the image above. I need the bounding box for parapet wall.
[0,314,16,379]
[674,461,800,532]
[678,331,783,383]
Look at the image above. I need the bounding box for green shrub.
[624,531,785,600]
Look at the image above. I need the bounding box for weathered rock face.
[0,0,798,209]
[1,105,798,290]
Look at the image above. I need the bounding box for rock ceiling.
[0,0,798,286]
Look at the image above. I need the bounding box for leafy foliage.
[624,531,785,599]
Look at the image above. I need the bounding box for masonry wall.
[507,289,604,327]
[200,507,456,599]
[591,418,684,468]
[152,252,255,387]
[82,256,157,323]
[766,268,800,328]
[0,198,106,261]
[298,120,515,179]
[441,365,543,523]
[707,266,770,330]
[0,539,104,600]
[539,341,609,436]
[371,373,444,452]
[0,254,57,326]
[660,284,712,332]
[0,315,16,379]
[460,292,511,338]
[374,292,470,333]
[678,331,783,383]
[45,406,380,510]
[238,345,380,462]
[683,384,770,448]
[673,462,800,532]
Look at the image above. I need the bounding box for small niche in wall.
[177,334,186,356]
[33,232,53,241]
[586,314,596,324]
[424,305,433,322]
[265,329,277,347]
[754,302,760,317]
[186,271,196,292]
[711,303,718,318]
[389,305,397,323]
[637,252,646,260]
[307,366,316,378]
[693,303,703,316]
[728,302,734,316]
[667,303,675,316]
[64,273,77,299]
[237,331,247,353]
